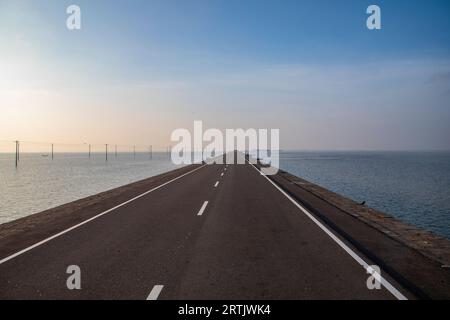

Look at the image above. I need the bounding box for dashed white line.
[221,173,224,177]
[147,285,164,300]
[214,181,219,188]
[197,201,209,216]
[246,159,407,301]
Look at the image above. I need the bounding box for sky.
[1,0,450,151]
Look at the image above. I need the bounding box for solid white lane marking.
[197,201,209,216]
[214,181,219,188]
[246,160,407,301]
[0,165,207,266]
[147,285,164,300]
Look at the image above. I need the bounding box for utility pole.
[133,145,136,160]
[51,143,54,160]
[88,144,91,158]
[15,140,18,168]
[105,144,108,162]
[115,145,117,159]
[149,145,152,160]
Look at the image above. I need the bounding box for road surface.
[0,158,412,300]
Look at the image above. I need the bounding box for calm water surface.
[0,153,180,224]
[280,151,450,239]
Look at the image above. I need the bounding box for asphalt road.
[0,159,411,300]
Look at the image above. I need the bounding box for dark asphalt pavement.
[0,159,411,299]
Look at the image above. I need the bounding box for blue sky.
[1,0,450,150]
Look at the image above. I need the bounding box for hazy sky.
[1,0,450,151]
